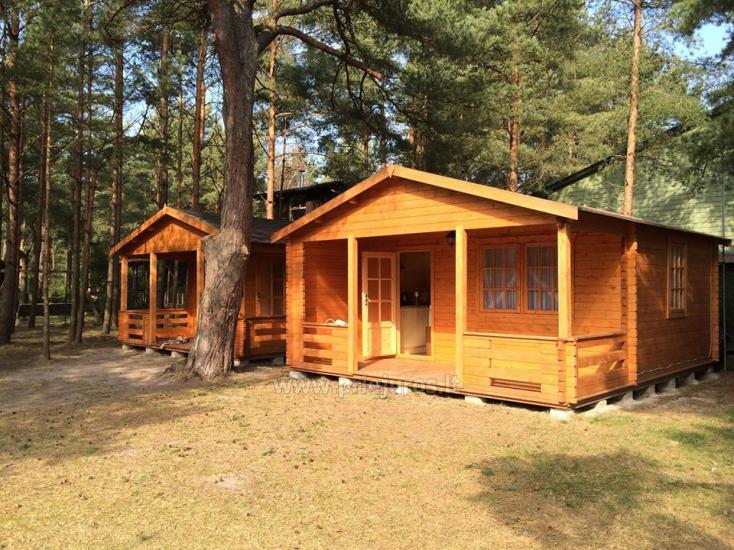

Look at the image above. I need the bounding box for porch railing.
[242,315,286,358]
[302,322,349,373]
[119,311,149,343]
[154,309,193,341]
[462,332,560,404]
[564,332,628,402]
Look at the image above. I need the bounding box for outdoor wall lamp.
[446,231,456,247]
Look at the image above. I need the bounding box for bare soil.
[1,327,733,549]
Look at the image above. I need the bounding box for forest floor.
[1,327,733,549]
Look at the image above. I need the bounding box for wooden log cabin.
[272,165,729,408]
[111,206,288,361]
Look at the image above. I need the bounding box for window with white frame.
[481,247,519,310]
[526,245,558,312]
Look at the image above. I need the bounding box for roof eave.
[578,206,731,244]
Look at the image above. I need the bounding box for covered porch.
[286,221,633,408]
[118,249,202,348]
[113,207,288,361]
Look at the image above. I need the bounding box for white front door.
[362,253,397,358]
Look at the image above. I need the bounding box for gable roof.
[271,165,730,245]
[110,206,289,256]
[271,165,579,242]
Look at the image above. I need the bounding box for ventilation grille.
[303,356,332,366]
[490,378,541,393]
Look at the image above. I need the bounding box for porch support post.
[120,256,128,314]
[557,222,572,339]
[347,235,358,374]
[455,225,467,387]
[148,252,158,345]
[196,240,205,301]
[286,240,305,366]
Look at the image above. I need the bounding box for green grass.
[1,329,733,548]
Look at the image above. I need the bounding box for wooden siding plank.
[635,226,714,380]
[301,180,559,242]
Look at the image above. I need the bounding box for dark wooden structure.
[111,206,288,361]
[255,181,351,221]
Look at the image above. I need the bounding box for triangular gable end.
[271,165,579,242]
[110,206,218,256]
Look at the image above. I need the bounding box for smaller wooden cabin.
[111,206,288,360]
[273,165,729,408]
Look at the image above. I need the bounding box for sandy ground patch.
[1,328,733,548]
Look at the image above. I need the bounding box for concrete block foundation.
[656,379,677,394]
[464,395,487,406]
[549,409,574,422]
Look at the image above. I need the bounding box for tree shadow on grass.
[0,320,292,468]
[468,450,734,549]
[0,390,218,468]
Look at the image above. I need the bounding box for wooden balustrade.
[119,311,149,343]
[462,332,560,404]
[568,332,628,401]
[242,316,286,359]
[302,322,349,373]
[154,309,193,341]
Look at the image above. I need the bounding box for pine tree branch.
[257,24,383,79]
[271,0,341,21]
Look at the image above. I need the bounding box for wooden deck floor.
[354,357,459,390]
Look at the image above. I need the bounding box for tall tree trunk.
[0,8,21,345]
[41,50,53,360]
[103,43,124,333]
[412,96,428,170]
[76,169,98,341]
[0,30,5,250]
[155,27,170,209]
[176,84,184,207]
[75,43,96,342]
[277,117,288,217]
[28,105,47,329]
[265,24,278,219]
[64,248,72,304]
[507,39,520,192]
[68,0,90,342]
[280,118,288,188]
[191,20,207,211]
[362,132,370,173]
[623,0,642,216]
[187,0,258,379]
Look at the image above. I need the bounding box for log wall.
[635,226,716,382]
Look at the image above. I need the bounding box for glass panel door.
[362,253,397,358]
